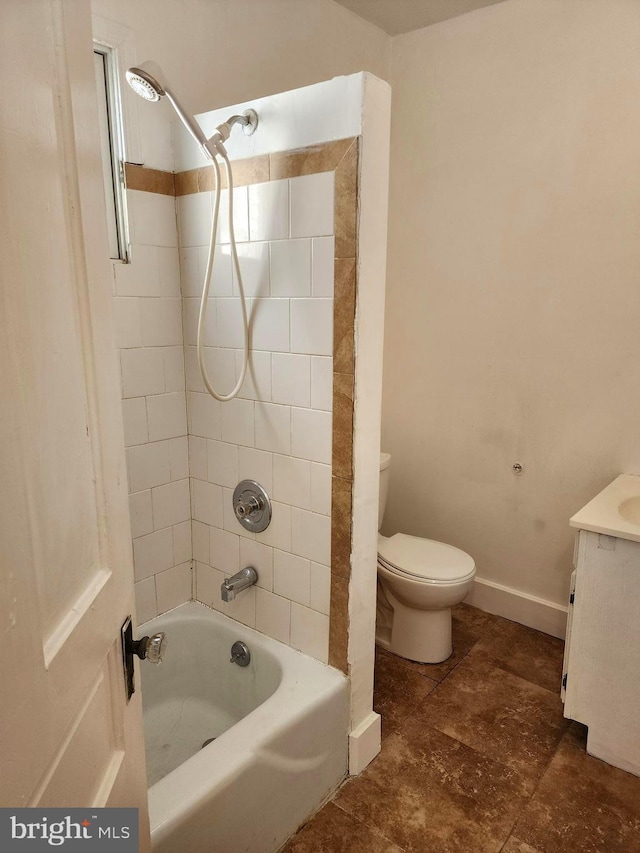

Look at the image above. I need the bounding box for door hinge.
[562,673,568,689]
[569,592,575,605]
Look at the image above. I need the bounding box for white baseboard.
[348,711,381,776]
[467,576,568,639]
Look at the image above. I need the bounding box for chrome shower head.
[125,66,165,102]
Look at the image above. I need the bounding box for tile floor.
[281,604,640,852]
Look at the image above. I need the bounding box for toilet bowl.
[376,453,475,663]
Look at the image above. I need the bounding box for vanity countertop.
[570,474,640,543]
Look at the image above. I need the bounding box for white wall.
[383,0,640,619]
[91,0,390,170]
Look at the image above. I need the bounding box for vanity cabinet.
[562,527,640,776]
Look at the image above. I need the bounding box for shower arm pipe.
[196,150,249,402]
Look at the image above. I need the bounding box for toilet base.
[379,589,453,663]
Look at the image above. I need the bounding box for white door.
[0,0,149,844]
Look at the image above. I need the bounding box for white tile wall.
[290,172,334,239]
[129,490,153,539]
[233,241,269,297]
[291,407,332,464]
[179,246,208,297]
[146,392,188,442]
[240,538,274,591]
[156,562,192,613]
[134,576,157,625]
[310,463,332,515]
[291,298,333,356]
[128,190,179,248]
[255,587,291,644]
[248,179,289,241]
[188,391,222,439]
[218,186,250,244]
[255,500,292,552]
[312,237,335,297]
[271,353,311,408]
[180,170,336,663]
[178,192,213,248]
[140,298,183,347]
[291,507,331,565]
[238,447,273,492]
[270,239,311,297]
[151,478,190,530]
[216,298,247,349]
[311,356,333,411]
[133,527,174,581]
[114,186,192,625]
[121,349,166,398]
[310,562,331,615]
[255,402,291,455]
[251,299,290,352]
[273,454,311,509]
[290,603,330,664]
[122,397,148,447]
[207,439,239,487]
[236,349,271,401]
[168,436,189,480]
[209,526,240,574]
[113,297,143,348]
[220,397,254,447]
[192,478,224,527]
[192,520,210,563]
[274,550,311,606]
[127,441,172,492]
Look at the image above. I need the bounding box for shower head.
[125,66,164,102]
[126,61,211,155]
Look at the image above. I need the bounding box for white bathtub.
[139,602,349,853]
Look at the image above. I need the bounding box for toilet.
[376,452,476,664]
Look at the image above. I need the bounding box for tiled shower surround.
[113,189,193,623]
[117,139,358,668]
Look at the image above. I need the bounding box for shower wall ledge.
[172,72,369,172]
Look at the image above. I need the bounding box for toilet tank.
[379,452,391,530]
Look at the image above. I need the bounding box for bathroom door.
[0,0,150,845]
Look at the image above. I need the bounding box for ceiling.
[333,0,509,35]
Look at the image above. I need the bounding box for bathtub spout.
[221,566,258,602]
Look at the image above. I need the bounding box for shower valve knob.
[235,495,263,518]
[232,480,272,533]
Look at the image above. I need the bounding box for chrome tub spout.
[221,566,258,602]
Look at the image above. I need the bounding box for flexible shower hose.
[196,149,249,402]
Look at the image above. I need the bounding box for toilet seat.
[378,533,475,584]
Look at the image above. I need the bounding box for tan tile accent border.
[124,162,175,196]
[126,138,359,675]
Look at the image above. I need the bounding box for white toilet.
[376,452,476,664]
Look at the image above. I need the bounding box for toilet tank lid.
[380,452,391,471]
[378,533,475,581]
